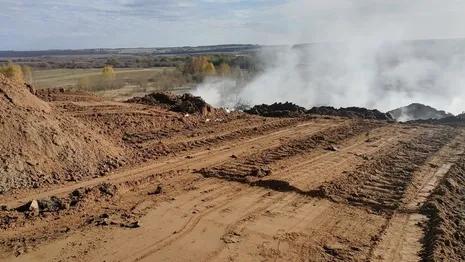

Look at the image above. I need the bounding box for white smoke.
[193,1,465,114]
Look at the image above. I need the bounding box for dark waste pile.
[307,106,393,120]
[408,113,465,126]
[244,102,393,120]
[244,102,306,117]
[388,103,453,121]
[126,92,215,116]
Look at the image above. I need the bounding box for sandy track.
[1,121,462,262]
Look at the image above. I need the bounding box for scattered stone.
[148,185,163,195]
[222,233,241,244]
[231,154,238,159]
[323,245,342,256]
[99,183,117,197]
[250,168,272,178]
[59,226,71,233]
[26,160,38,166]
[28,200,39,212]
[326,145,338,151]
[38,197,66,212]
[121,221,142,229]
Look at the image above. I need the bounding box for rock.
[38,197,65,212]
[250,168,272,178]
[29,200,39,212]
[326,145,338,151]
[122,221,142,228]
[26,160,38,166]
[148,185,163,195]
[99,183,117,197]
[231,154,238,159]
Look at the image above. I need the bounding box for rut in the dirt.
[134,118,300,160]
[317,127,459,212]
[199,121,383,187]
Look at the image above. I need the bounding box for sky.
[1,0,465,50]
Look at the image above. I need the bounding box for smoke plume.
[193,1,465,115]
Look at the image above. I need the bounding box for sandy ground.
[1,89,464,262]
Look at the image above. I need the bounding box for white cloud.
[0,0,464,50]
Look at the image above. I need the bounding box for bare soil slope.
[0,74,123,193]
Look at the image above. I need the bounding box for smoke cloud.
[193,1,465,115]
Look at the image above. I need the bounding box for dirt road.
[1,88,464,261]
[2,112,461,262]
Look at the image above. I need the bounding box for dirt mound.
[422,161,465,261]
[126,92,215,116]
[244,102,306,117]
[388,103,452,121]
[36,88,103,102]
[0,74,123,193]
[307,106,393,120]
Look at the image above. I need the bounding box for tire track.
[199,120,383,184]
[319,126,459,212]
[370,131,465,262]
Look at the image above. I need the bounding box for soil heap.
[388,103,452,121]
[0,74,122,193]
[126,92,215,116]
[244,102,306,117]
[307,106,393,120]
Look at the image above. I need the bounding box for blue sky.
[1,0,465,50]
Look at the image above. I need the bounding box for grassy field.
[32,68,173,89]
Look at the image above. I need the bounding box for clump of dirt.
[307,106,393,120]
[422,161,465,261]
[388,103,452,121]
[35,88,103,102]
[0,74,123,193]
[126,92,215,116]
[244,102,306,117]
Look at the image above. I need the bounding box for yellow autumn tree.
[0,61,24,83]
[201,63,217,76]
[22,65,33,84]
[101,66,116,81]
[217,63,231,77]
[183,56,209,75]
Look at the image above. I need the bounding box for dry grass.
[32,68,172,89]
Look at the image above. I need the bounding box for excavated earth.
[1,77,465,262]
